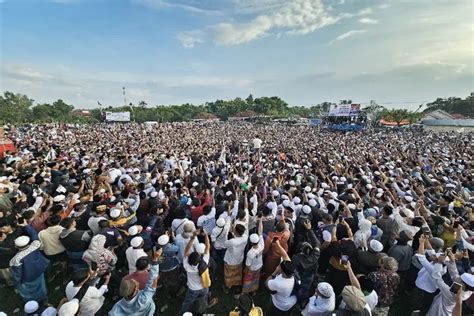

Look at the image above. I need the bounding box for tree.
[380,109,422,126]
[423,94,473,117]
[0,92,34,123]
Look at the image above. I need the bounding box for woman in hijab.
[82,235,117,275]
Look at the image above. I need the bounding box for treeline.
[0,91,472,124]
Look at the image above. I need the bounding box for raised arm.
[344,260,361,290]
[204,231,210,255]
[184,233,197,258]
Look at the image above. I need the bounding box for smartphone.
[272,237,279,243]
[421,227,430,236]
[340,255,349,265]
[91,261,98,271]
[450,282,462,294]
[338,215,344,222]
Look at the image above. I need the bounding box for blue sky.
[0,0,472,109]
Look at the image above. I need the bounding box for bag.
[198,256,211,288]
[229,306,263,316]
[290,273,301,298]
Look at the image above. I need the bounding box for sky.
[0,0,472,109]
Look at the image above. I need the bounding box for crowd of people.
[0,121,473,316]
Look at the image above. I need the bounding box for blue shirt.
[108,263,159,316]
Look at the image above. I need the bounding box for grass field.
[0,263,412,316]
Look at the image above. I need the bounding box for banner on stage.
[328,104,361,117]
[105,111,131,122]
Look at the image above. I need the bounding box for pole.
[122,87,127,107]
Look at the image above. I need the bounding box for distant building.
[191,113,220,122]
[228,110,259,121]
[422,109,454,120]
[72,109,92,117]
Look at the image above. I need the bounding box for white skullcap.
[157,234,169,246]
[348,203,356,210]
[317,282,335,298]
[53,194,65,203]
[302,205,312,214]
[110,208,121,219]
[308,199,317,207]
[304,186,312,193]
[369,240,383,252]
[128,225,139,236]
[183,313,193,316]
[340,177,347,182]
[404,195,413,203]
[332,176,339,181]
[347,184,353,189]
[307,193,315,199]
[446,183,456,188]
[250,233,260,244]
[282,200,291,208]
[195,243,206,254]
[377,188,384,194]
[266,201,276,210]
[15,235,30,248]
[272,190,280,197]
[225,191,233,197]
[293,197,301,205]
[366,184,373,190]
[58,299,79,316]
[216,218,226,227]
[374,171,381,176]
[150,191,158,198]
[281,194,289,200]
[174,179,181,184]
[376,193,383,198]
[83,168,91,174]
[24,301,39,313]
[461,273,474,287]
[131,236,144,248]
[192,182,199,187]
[289,180,296,186]
[321,182,329,189]
[41,306,57,316]
[249,196,256,204]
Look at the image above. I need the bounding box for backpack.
[198,256,211,288]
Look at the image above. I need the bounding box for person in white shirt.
[211,216,231,263]
[179,230,217,314]
[175,221,199,263]
[126,236,147,275]
[302,282,335,316]
[172,216,191,236]
[241,217,264,296]
[252,136,262,151]
[415,234,446,315]
[197,205,216,235]
[223,223,248,294]
[65,268,110,316]
[265,241,297,314]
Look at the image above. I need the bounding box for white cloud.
[329,29,367,44]
[176,30,205,48]
[135,0,220,14]
[214,0,341,45]
[359,17,378,24]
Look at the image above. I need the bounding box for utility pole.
[122,87,127,107]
